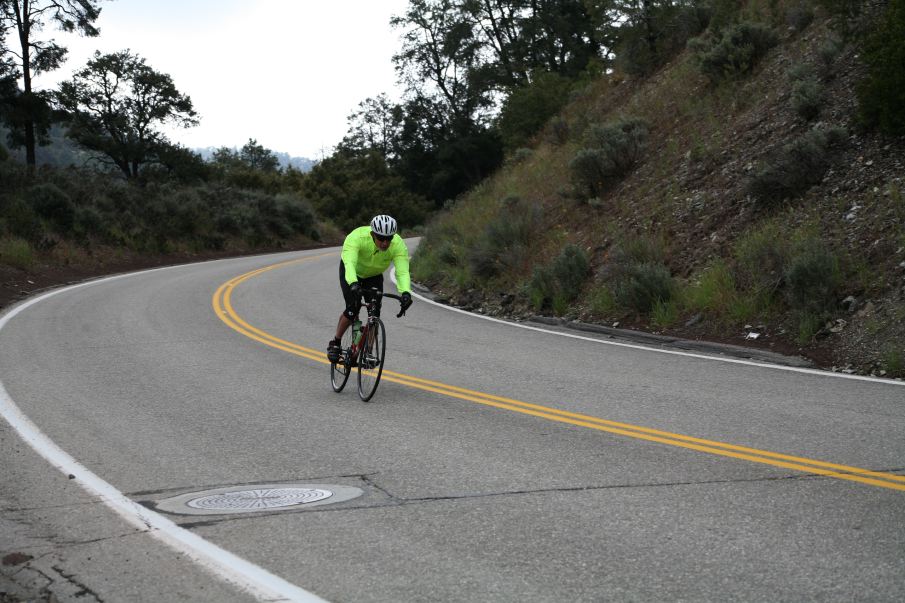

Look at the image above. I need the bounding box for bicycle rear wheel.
[330,329,353,392]
[357,317,386,401]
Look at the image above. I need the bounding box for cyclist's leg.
[359,274,384,316]
[335,260,359,340]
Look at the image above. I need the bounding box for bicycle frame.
[348,290,391,364]
[330,286,406,401]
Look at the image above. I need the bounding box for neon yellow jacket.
[341,226,411,293]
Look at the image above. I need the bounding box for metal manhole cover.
[187,487,333,510]
[155,483,363,516]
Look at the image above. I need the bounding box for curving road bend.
[2,243,904,602]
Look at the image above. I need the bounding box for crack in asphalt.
[163,468,878,529]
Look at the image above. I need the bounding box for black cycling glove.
[400,292,412,311]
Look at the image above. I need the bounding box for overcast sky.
[41,0,410,159]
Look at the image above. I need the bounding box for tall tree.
[392,0,492,128]
[339,94,403,160]
[56,50,198,178]
[0,0,102,166]
[239,138,280,172]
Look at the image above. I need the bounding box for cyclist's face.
[371,232,392,250]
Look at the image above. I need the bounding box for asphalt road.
[2,243,904,602]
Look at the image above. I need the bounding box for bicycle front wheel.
[357,317,386,401]
[330,329,353,393]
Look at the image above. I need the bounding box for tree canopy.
[0,0,103,165]
[56,49,198,178]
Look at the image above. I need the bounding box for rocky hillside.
[412,9,904,380]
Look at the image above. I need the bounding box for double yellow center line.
[213,257,905,492]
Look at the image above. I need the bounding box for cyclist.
[327,214,413,362]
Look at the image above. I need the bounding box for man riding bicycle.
[327,214,413,363]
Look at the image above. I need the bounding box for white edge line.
[391,267,904,388]
[0,266,328,603]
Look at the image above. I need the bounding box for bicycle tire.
[330,328,353,392]
[357,317,386,401]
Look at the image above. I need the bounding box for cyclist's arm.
[391,240,411,293]
[340,232,363,285]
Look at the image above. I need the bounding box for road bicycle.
[330,287,408,401]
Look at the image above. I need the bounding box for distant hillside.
[412,8,905,379]
[193,146,316,172]
[0,124,102,168]
[0,127,316,173]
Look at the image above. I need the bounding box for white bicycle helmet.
[370,214,397,237]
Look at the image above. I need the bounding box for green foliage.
[881,345,905,377]
[784,238,841,314]
[547,117,570,146]
[0,158,326,256]
[733,222,789,296]
[786,2,815,32]
[610,234,667,267]
[651,299,680,329]
[588,284,617,316]
[468,198,543,280]
[683,260,736,314]
[0,237,34,270]
[789,65,824,121]
[816,0,871,36]
[497,72,572,152]
[795,310,825,344]
[26,183,75,231]
[569,118,649,198]
[614,262,676,315]
[302,150,430,231]
[56,50,198,178]
[817,34,843,74]
[616,2,711,75]
[527,244,590,312]
[689,21,779,84]
[856,0,905,135]
[746,126,846,207]
[1,197,44,244]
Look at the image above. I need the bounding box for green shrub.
[857,0,905,135]
[551,244,590,297]
[467,199,543,280]
[786,2,815,32]
[570,118,649,198]
[73,206,106,240]
[817,34,843,75]
[26,183,75,232]
[588,284,617,315]
[784,238,841,314]
[0,237,34,270]
[614,262,676,315]
[547,117,570,146]
[2,198,44,244]
[795,310,825,344]
[569,149,611,198]
[689,21,779,84]
[881,345,905,377]
[616,2,711,75]
[789,65,825,121]
[746,126,846,207]
[497,72,572,151]
[609,234,667,267]
[684,260,736,313]
[527,265,558,310]
[733,222,789,295]
[651,299,680,329]
[526,244,590,311]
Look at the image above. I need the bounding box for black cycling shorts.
[339,260,383,319]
